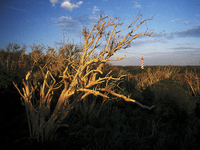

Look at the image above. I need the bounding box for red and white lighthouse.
[141,56,144,69]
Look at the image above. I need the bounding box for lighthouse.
[141,56,144,69]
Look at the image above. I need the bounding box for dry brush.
[13,13,160,142]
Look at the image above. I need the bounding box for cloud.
[171,19,180,22]
[50,0,59,6]
[183,21,191,25]
[160,26,200,39]
[170,46,200,51]
[183,20,199,25]
[134,4,141,8]
[196,14,200,17]
[2,4,28,13]
[52,16,76,31]
[61,0,83,11]
[115,7,121,9]
[52,15,92,33]
[50,0,83,10]
[176,26,200,37]
[114,47,200,66]
[133,1,142,8]
[130,38,167,48]
[92,6,100,14]
[175,42,195,46]
[53,16,73,23]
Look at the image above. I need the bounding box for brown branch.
[78,88,109,99]
[100,88,154,110]
[13,82,25,100]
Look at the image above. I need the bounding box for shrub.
[0,67,14,91]
[13,13,159,142]
[150,79,196,115]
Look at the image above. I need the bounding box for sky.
[0,0,200,66]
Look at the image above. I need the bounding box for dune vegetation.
[1,13,200,149]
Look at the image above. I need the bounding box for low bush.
[150,79,196,115]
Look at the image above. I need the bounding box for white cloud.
[115,7,121,9]
[61,0,83,11]
[134,4,141,8]
[50,0,83,10]
[52,16,78,32]
[183,20,199,25]
[50,0,59,7]
[171,19,180,22]
[92,6,100,14]
[53,16,73,22]
[52,15,93,33]
[90,16,98,21]
[133,1,142,8]
[183,21,191,25]
[196,14,200,17]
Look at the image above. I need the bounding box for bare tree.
[13,13,160,142]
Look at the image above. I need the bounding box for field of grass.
[1,43,200,149]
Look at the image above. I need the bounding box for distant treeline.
[116,65,200,76]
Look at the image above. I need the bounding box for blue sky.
[0,0,200,66]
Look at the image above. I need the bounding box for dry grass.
[184,69,200,98]
[134,65,180,89]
